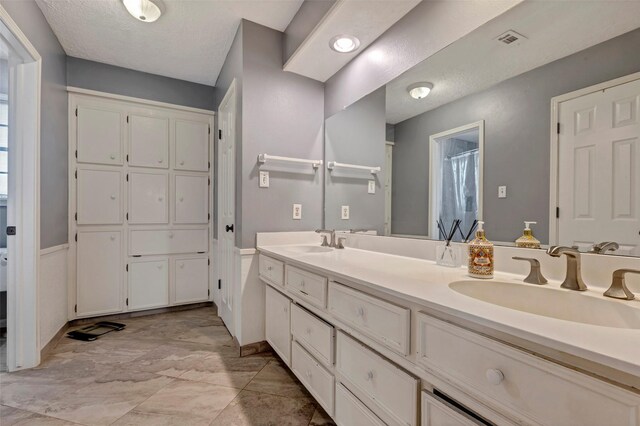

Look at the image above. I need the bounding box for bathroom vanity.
[258,236,640,426]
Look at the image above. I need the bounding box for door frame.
[0,5,42,371]
[549,71,640,245]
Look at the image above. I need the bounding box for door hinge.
[126,174,129,182]
[75,150,78,159]
[208,258,210,266]
[74,304,77,313]
[75,233,77,242]
[208,289,210,296]
[197,251,205,254]
[208,161,211,170]
[556,207,560,218]
[75,108,78,117]
[208,125,211,135]
[126,154,129,162]
[208,178,211,186]
[126,264,128,272]
[218,129,222,140]
[218,279,221,289]
[126,298,129,306]
[75,212,77,221]
[132,255,142,257]
[208,213,210,221]
[75,170,77,179]
[126,213,129,221]
[126,116,129,123]
[557,122,561,134]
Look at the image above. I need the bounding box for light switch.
[259,171,269,188]
[368,180,375,194]
[498,186,507,198]
[292,203,302,220]
[341,205,350,220]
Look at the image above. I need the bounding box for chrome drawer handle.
[486,369,504,385]
[366,370,374,381]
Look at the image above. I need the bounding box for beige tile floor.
[0,307,335,426]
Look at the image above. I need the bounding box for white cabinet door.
[77,105,123,165]
[175,119,209,172]
[129,114,169,168]
[128,258,169,310]
[174,174,209,224]
[174,257,209,304]
[265,285,291,366]
[76,231,123,317]
[129,172,168,224]
[77,168,123,225]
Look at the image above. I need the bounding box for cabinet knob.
[158,159,163,164]
[157,265,163,269]
[305,370,312,379]
[180,160,185,166]
[110,194,117,200]
[486,369,504,385]
[110,154,116,160]
[366,370,374,381]
[283,306,288,313]
[267,266,273,271]
[179,263,185,269]
[169,232,174,238]
[300,280,305,287]
[158,197,164,202]
[110,235,116,241]
[179,197,184,202]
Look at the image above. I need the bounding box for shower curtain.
[439,148,479,241]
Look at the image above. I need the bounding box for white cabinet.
[129,229,208,256]
[259,254,284,286]
[76,231,123,317]
[335,383,386,426]
[129,172,168,224]
[174,174,209,224]
[128,114,169,168]
[291,304,334,367]
[291,341,335,416]
[77,105,123,165]
[266,285,292,366]
[77,168,123,225]
[174,257,209,304]
[422,392,482,426]
[174,119,209,171]
[128,258,169,310]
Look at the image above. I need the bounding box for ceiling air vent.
[496,30,527,45]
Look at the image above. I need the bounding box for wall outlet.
[341,205,350,220]
[292,203,302,220]
[498,185,507,198]
[368,180,375,194]
[259,171,269,188]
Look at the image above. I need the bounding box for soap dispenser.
[515,221,541,249]
[468,221,494,279]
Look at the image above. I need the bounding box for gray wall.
[393,28,640,243]
[325,87,386,233]
[2,0,68,249]
[67,57,217,111]
[241,20,325,248]
[283,0,336,64]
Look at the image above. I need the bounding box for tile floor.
[0,307,335,425]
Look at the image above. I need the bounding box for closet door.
[128,258,169,310]
[174,174,209,224]
[175,119,209,172]
[129,172,169,224]
[129,114,169,168]
[77,231,123,316]
[174,257,209,304]
[77,168,123,225]
[77,105,124,165]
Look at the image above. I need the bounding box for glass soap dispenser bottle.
[515,221,541,249]
[468,221,494,279]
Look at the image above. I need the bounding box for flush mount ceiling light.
[123,0,162,23]
[329,35,360,53]
[407,82,434,100]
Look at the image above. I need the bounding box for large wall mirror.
[324,1,640,256]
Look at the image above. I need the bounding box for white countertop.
[258,244,640,384]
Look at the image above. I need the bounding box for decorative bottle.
[468,221,494,279]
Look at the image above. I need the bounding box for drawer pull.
[300,290,309,296]
[267,266,273,271]
[357,307,365,317]
[158,159,163,163]
[366,370,375,381]
[306,370,312,379]
[486,368,504,385]
[169,232,174,238]
[283,306,288,313]
[306,327,312,335]
[110,154,116,160]
[110,194,117,200]
[301,280,306,287]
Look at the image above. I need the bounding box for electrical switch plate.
[341,205,350,220]
[368,180,375,194]
[293,204,302,220]
[498,186,507,198]
[259,171,269,188]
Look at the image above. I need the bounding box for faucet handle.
[336,237,346,249]
[603,269,638,300]
[512,257,548,285]
[320,235,330,247]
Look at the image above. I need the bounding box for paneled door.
[76,105,124,166]
[217,80,237,333]
[128,114,169,168]
[558,77,640,255]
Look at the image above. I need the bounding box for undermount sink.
[449,280,640,329]
[278,245,334,254]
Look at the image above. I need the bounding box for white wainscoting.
[235,248,265,346]
[39,244,69,350]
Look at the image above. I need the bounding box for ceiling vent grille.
[496,30,527,45]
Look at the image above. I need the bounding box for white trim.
[548,71,640,245]
[66,87,215,116]
[239,248,256,256]
[428,120,484,239]
[385,141,395,146]
[0,7,40,61]
[39,243,69,256]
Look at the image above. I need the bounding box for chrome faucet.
[604,269,639,300]
[589,241,619,254]
[315,229,336,248]
[546,246,588,291]
[349,229,369,234]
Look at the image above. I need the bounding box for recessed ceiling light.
[123,0,162,23]
[330,35,360,53]
[407,82,434,100]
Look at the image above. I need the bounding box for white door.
[174,257,209,304]
[77,231,123,316]
[558,77,640,255]
[265,286,291,365]
[77,105,124,165]
[384,142,393,236]
[174,174,208,224]
[175,119,209,172]
[128,258,169,310]
[129,171,168,224]
[128,114,169,168]
[77,168,123,225]
[217,80,237,332]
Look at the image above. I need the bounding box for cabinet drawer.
[417,314,640,426]
[285,266,327,309]
[422,391,483,426]
[336,332,418,426]
[129,229,208,256]
[291,341,335,416]
[335,383,385,426]
[291,304,335,367]
[259,254,284,286]
[328,282,410,355]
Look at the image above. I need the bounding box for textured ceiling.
[35,0,304,86]
[386,1,640,124]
